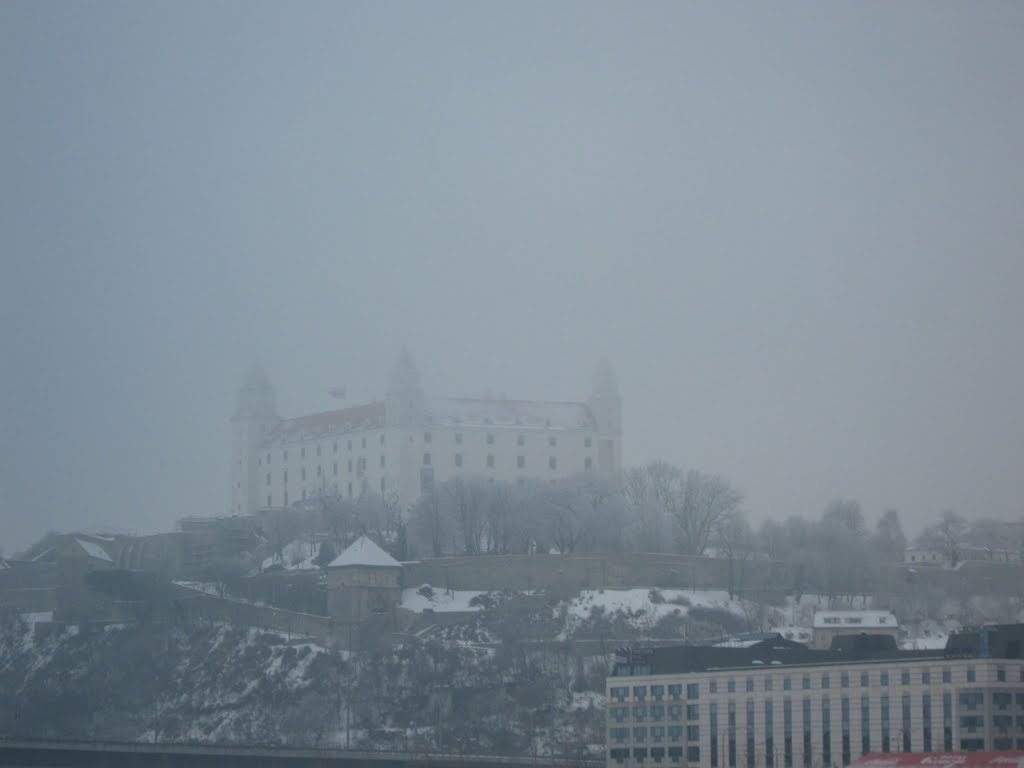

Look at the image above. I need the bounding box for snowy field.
[401,585,486,613]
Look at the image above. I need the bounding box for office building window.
[943,692,952,751]
[687,683,699,700]
[901,671,910,685]
[822,674,830,689]
[728,701,737,768]
[967,668,976,683]
[881,695,890,752]
[922,670,931,684]
[746,701,755,768]
[861,695,871,756]
[803,698,812,768]
[841,698,850,766]
[784,677,792,691]
[861,672,869,687]
[822,697,831,766]
[922,693,932,752]
[902,694,912,752]
[880,672,889,686]
[710,702,719,768]
[942,669,951,684]
[765,700,775,768]
[802,675,810,690]
[841,673,849,688]
[783,699,793,768]
[727,679,735,693]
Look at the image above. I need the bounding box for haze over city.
[3,2,1024,553]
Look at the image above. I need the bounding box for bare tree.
[917,510,968,567]
[713,509,754,599]
[646,462,743,556]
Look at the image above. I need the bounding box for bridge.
[0,739,604,768]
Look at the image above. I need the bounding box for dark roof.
[615,623,1024,676]
[622,637,938,676]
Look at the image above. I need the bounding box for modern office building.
[607,626,1024,768]
[230,350,621,516]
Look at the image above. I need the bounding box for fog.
[3,2,1023,553]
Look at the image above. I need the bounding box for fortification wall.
[399,552,781,597]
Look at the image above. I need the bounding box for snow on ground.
[19,612,53,624]
[261,539,321,572]
[564,587,743,636]
[401,585,486,613]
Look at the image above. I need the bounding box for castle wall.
[399,552,780,598]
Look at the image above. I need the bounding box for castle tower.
[230,364,279,515]
[385,347,425,427]
[588,359,622,473]
[385,348,427,507]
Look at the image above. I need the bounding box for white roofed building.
[812,610,900,650]
[229,350,622,517]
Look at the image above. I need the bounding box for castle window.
[267,495,271,507]
[455,453,463,467]
[283,470,288,483]
[424,431,432,443]
[380,434,385,446]
[380,478,385,494]
[518,455,525,469]
[283,450,288,461]
[487,433,494,445]
[267,453,271,464]
[333,462,338,476]
[347,482,352,498]
[380,455,385,468]
[455,432,463,445]
[487,454,494,468]
[423,452,432,466]
[585,437,592,448]
[348,459,353,472]
[283,491,288,506]
[549,456,557,470]
[517,435,525,446]
[316,444,321,457]
[301,447,306,458]
[585,456,592,471]
[317,465,322,477]
[266,473,271,486]
[333,441,338,454]
[361,437,367,449]
[301,467,306,481]
[549,436,557,447]
[347,440,352,451]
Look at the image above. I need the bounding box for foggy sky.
[3,2,1023,553]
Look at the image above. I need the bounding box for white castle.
[230,350,622,515]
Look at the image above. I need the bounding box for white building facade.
[607,627,1024,768]
[230,351,622,516]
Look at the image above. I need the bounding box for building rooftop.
[611,624,1024,677]
[268,402,386,440]
[427,397,596,431]
[813,610,898,629]
[328,535,400,569]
